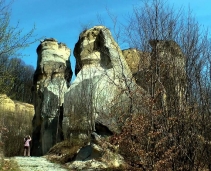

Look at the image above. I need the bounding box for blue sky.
[10,0,211,77]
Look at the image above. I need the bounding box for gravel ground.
[13,156,69,171]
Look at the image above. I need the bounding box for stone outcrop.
[47,132,126,170]
[63,26,148,141]
[122,48,150,75]
[149,40,185,77]
[0,94,34,115]
[122,49,151,88]
[31,38,72,156]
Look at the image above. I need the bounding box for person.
[24,135,31,157]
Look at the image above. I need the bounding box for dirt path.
[12,156,69,171]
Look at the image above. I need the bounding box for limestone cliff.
[0,94,34,115]
[31,38,72,156]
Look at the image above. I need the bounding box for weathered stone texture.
[32,38,72,156]
[122,48,151,89]
[63,26,148,141]
[122,48,150,75]
[67,132,125,170]
[149,40,185,76]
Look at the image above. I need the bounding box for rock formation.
[30,25,187,171]
[63,26,148,141]
[48,131,125,170]
[67,132,125,170]
[0,94,34,157]
[31,38,72,156]
[122,40,186,110]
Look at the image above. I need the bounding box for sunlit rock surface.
[63,26,148,141]
[122,48,150,75]
[122,48,151,89]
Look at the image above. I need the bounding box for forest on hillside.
[0,56,34,103]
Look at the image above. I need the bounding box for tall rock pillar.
[31,38,72,156]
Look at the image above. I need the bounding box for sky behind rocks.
[10,0,211,78]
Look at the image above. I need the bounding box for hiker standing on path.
[24,135,31,157]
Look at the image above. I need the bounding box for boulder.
[67,132,125,170]
[31,38,72,156]
[63,26,148,141]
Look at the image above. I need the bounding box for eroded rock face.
[63,26,148,141]
[149,40,185,75]
[122,48,150,75]
[122,49,151,88]
[32,38,72,156]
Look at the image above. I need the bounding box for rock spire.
[31,38,72,156]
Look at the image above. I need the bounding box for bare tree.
[0,0,36,57]
[105,0,211,170]
[0,0,36,100]
[6,58,34,103]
